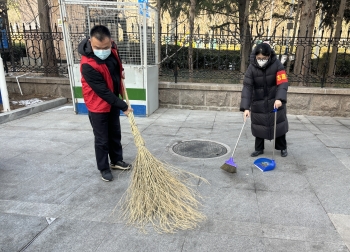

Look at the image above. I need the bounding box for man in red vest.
[78,25,133,182]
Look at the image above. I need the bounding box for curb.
[0,97,68,124]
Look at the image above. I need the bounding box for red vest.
[80,49,124,113]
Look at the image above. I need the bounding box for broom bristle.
[220,163,237,173]
[115,113,208,233]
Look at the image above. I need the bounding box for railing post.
[174,19,178,83]
[321,28,334,88]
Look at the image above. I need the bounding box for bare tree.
[239,0,250,73]
[188,0,196,74]
[7,0,38,26]
[286,0,300,75]
[327,0,347,78]
[203,0,290,73]
[293,0,317,85]
[38,0,58,77]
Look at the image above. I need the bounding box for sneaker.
[110,161,132,170]
[101,170,113,182]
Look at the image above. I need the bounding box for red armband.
[276,70,288,85]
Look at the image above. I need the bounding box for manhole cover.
[172,140,228,158]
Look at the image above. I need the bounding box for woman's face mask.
[257,59,268,67]
[256,55,269,67]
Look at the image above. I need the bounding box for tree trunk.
[286,0,300,75]
[188,0,196,77]
[293,0,317,86]
[327,0,346,80]
[239,0,251,74]
[38,0,59,77]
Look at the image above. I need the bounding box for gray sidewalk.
[0,104,350,252]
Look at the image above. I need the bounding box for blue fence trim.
[75,103,147,117]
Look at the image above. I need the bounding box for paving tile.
[204,219,263,237]
[306,116,343,126]
[317,124,350,133]
[252,170,313,193]
[0,200,59,217]
[59,173,130,208]
[198,187,261,223]
[257,190,333,229]
[261,223,343,243]
[336,119,350,126]
[0,169,91,204]
[97,227,186,252]
[329,214,350,251]
[142,124,180,136]
[0,213,47,252]
[304,241,349,252]
[263,238,307,252]
[24,218,112,252]
[182,232,265,252]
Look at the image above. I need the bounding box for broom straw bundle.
[117,80,207,233]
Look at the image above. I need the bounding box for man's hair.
[255,43,272,57]
[90,25,111,41]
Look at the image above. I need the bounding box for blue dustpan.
[254,157,276,172]
[254,108,277,172]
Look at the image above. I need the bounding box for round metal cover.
[172,140,228,158]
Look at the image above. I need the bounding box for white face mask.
[257,59,268,67]
[93,48,111,60]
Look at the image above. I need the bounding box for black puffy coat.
[240,48,288,140]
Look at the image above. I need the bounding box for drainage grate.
[172,140,228,158]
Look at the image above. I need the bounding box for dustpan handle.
[273,108,277,159]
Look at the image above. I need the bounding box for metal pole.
[154,8,159,66]
[58,0,77,113]
[174,19,178,83]
[142,2,148,113]
[0,55,10,112]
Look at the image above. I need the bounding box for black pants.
[88,107,123,172]
[255,134,287,151]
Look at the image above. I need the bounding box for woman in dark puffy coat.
[240,43,289,157]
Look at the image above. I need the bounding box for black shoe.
[281,149,288,157]
[251,150,264,157]
[101,170,113,182]
[110,161,132,170]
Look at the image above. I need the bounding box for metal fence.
[159,23,350,88]
[1,22,350,87]
[0,24,67,76]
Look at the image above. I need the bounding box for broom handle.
[231,120,246,157]
[121,79,130,106]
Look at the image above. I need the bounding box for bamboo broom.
[116,79,208,233]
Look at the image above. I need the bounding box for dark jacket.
[240,48,289,140]
[78,38,128,113]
